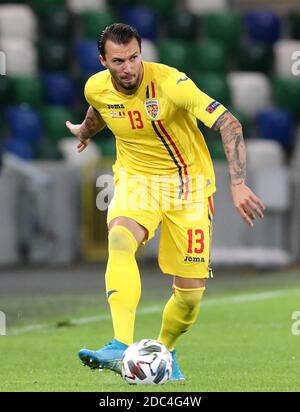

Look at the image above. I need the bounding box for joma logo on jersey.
[184,256,205,263]
[145,99,160,120]
[107,104,125,109]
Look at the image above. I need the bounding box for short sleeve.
[84,77,95,108]
[163,71,228,128]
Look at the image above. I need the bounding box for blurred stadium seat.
[38,38,71,72]
[203,11,242,51]
[11,76,43,107]
[120,6,159,41]
[228,72,271,118]
[76,40,104,78]
[289,10,300,40]
[4,138,34,159]
[41,106,73,142]
[0,4,36,41]
[273,78,300,118]
[193,40,228,73]
[81,9,116,39]
[256,108,295,152]
[157,39,191,73]
[0,75,13,107]
[236,41,273,74]
[143,0,175,17]
[246,139,285,169]
[30,0,65,16]
[67,0,106,13]
[42,73,75,107]
[39,7,74,40]
[185,0,228,14]
[5,106,43,144]
[141,39,158,62]
[166,9,198,40]
[0,38,37,75]
[245,9,281,44]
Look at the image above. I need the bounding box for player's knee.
[174,287,205,310]
[108,225,137,253]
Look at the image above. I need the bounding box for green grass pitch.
[0,269,300,392]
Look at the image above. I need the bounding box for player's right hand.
[230,183,265,227]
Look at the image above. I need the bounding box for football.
[121,339,173,385]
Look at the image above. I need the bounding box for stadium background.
[0,0,300,392]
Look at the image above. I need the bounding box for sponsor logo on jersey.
[184,256,205,263]
[107,104,125,109]
[110,111,126,118]
[176,76,189,84]
[206,100,220,113]
[145,99,160,120]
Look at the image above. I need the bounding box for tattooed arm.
[214,111,246,186]
[214,111,265,226]
[66,106,106,153]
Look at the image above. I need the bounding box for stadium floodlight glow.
[0,311,6,336]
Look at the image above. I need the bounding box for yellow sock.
[105,225,141,346]
[157,286,205,351]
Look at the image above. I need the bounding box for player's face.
[100,38,143,94]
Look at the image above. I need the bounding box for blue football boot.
[78,339,128,373]
[170,349,185,381]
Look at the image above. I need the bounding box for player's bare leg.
[108,216,147,244]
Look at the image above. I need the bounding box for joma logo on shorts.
[184,256,205,263]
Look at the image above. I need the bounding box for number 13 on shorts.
[158,196,214,278]
[187,229,204,254]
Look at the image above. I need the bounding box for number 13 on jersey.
[128,110,144,129]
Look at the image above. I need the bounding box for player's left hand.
[230,183,265,227]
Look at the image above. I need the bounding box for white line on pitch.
[8,288,300,336]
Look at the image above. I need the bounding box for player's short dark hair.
[97,23,142,58]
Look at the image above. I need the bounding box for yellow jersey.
[84,61,227,199]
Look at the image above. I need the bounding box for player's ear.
[100,55,106,68]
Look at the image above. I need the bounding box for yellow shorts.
[107,174,214,279]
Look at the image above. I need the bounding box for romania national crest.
[145,99,160,120]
